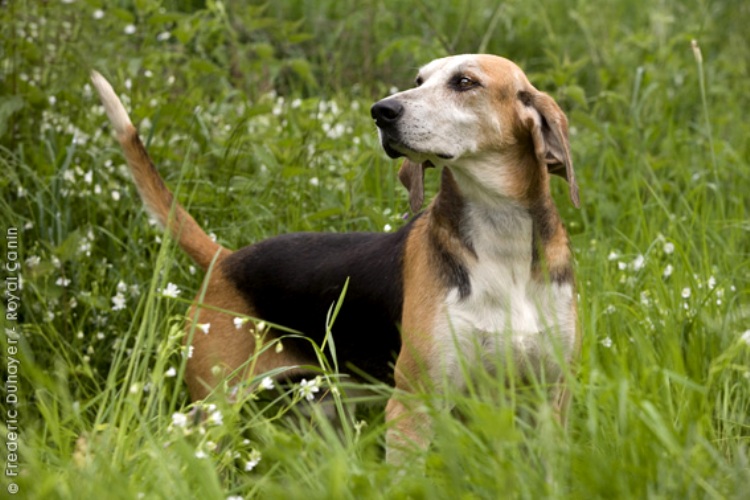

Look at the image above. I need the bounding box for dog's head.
[371,54,579,212]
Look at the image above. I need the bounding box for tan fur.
[386,215,442,462]
[185,269,306,399]
[118,126,227,271]
[396,215,442,387]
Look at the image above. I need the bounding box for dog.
[90,54,580,464]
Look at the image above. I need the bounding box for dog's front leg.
[385,347,433,465]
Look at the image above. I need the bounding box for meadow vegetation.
[1,0,749,498]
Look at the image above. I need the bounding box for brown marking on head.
[475,55,580,208]
[516,90,579,208]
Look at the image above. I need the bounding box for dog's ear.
[398,159,433,213]
[518,90,580,208]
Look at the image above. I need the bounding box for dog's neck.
[430,161,573,286]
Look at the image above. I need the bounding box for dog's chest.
[437,205,576,379]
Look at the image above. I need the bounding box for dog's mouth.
[379,134,454,163]
[381,139,404,159]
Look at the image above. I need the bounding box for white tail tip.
[90,70,132,135]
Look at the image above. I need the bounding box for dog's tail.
[90,71,228,270]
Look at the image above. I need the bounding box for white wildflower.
[631,254,645,271]
[165,367,177,378]
[111,293,126,311]
[681,287,691,299]
[182,345,194,359]
[195,449,207,459]
[260,376,274,391]
[161,282,181,298]
[92,9,104,19]
[384,224,392,232]
[245,449,262,471]
[198,323,211,335]
[157,31,171,42]
[299,377,321,401]
[663,264,673,279]
[741,330,750,346]
[233,316,248,329]
[172,412,188,428]
[124,24,136,35]
[207,408,223,426]
[663,242,675,254]
[56,277,71,287]
[601,337,613,348]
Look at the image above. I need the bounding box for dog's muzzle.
[371,98,406,159]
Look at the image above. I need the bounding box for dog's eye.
[415,76,424,87]
[451,75,478,91]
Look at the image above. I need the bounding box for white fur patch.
[387,56,491,162]
[90,71,132,136]
[433,201,576,386]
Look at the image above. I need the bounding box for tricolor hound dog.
[91,54,580,464]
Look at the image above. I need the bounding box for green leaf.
[288,58,317,88]
[56,229,82,263]
[565,85,588,109]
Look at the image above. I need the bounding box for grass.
[2,0,749,498]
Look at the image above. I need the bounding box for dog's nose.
[371,99,404,126]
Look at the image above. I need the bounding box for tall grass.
[2,0,749,498]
